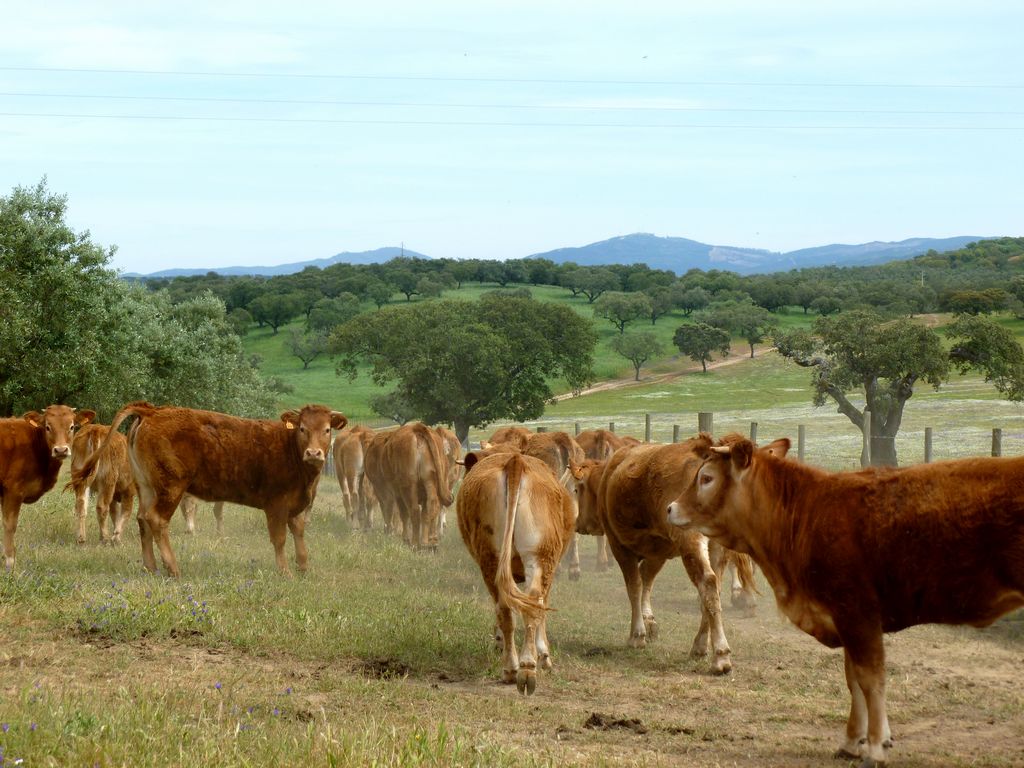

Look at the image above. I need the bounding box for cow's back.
[130,408,306,509]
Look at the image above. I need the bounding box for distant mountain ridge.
[137,246,429,278]
[131,234,991,278]
[530,233,990,274]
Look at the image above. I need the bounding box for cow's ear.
[329,412,348,430]
[280,410,300,429]
[731,440,754,471]
[763,438,791,458]
[22,411,41,428]
[76,409,96,426]
[463,452,482,473]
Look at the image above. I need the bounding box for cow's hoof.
[644,618,658,641]
[833,747,861,760]
[629,633,647,650]
[539,654,552,671]
[712,654,732,675]
[516,668,537,695]
[501,668,517,684]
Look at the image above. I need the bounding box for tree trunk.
[634,365,641,381]
[701,359,707,372]
[454,419,471,449]
[870,435,898,467]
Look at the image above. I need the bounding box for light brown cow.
[668,435,1024,767]
[434,426,463,536]
[333,424,378,530]
[522,431,587,579]
[67,423,135,544]
[593,436,735,674]
[72,401,346,577]
[482,425,532,451]
[573,429,640,573]
[457,450,576,694]
[363,422,453,549]
[1,405,95,568]
[179,494,225,536]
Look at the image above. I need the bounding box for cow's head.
[281,405,348,467]
[23,405,96,460]
[666,435,790,539]
[571,459,605,532]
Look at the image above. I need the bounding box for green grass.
[1,471,1020,767]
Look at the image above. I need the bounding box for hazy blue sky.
[2,1,1021,274]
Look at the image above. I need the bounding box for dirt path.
[557,344,772,401]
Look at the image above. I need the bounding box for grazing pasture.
[0,471,1021,767]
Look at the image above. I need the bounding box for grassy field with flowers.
[0,466,1022,767]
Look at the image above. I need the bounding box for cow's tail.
[732,551,762,596]
[65,428,104,495]
[415,423,454,507]
[68,402,155,491]
[495,455,547,622]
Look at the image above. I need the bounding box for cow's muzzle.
[52,445,71,459]
[304,448,326,465]
[666,501,690,527]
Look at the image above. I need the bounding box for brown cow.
[573,429,640,573]
[67,423,135,544]
[434,426,463,536]
[482,425,532,451]
[667,436,1024,767]
[363,422,453,549]
[333,424,378,530]
[593,437,735,674]
[180,494,225,536]
[522,431,587,579]
[72,401,346,577]
[457,450,576,694]
[1,405,95,568]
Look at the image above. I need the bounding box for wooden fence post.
[609,421,615,433]
[537,426,547,433]
[798,425,806,462]
[645,413,652,443]
[992,428,1003,457]
[574,422,581,436]
[749,421,758,444]
[698,412,713,435]
[924,427,933,463]
[672,425,681,443]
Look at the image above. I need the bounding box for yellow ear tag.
[27,419,39,428]
[285,422,296,430]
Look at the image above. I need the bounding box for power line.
[2,65,1022,90]
[0,91,1020,116]
[1,110,1021,130]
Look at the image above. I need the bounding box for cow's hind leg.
[562,533,581,580]
[74,486,90,544]
[146,498,181,577]
[607,537,649,648]
[680,536,731,674]
[496,601,518,683]
[287,511,309,573]
[96,483,116,544]
[2,495,23,569]
[596,534,609,572]
[213,502,224,536]
[639,557,666,641]
[135,486,159,573]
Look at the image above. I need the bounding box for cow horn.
[710,446,732,455]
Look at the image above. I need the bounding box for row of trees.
[1,181,281,419]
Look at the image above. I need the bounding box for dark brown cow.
[67,423,135,544]
[594,436,735,674]
[1,405,95,567]
[362,423,452,549]
[482,425,532,451]
[457,450,576,694]
[668,436,1024,767]
[72,401,346,577]
[333,424,377,530]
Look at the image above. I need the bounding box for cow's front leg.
[681,537,731,674]
[639,557,665,641]
[265,510,291,576]
[74,487,90,544]
[287,511,309,573]
[837,634,891,767]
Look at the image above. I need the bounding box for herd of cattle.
[1,401,1022,767]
